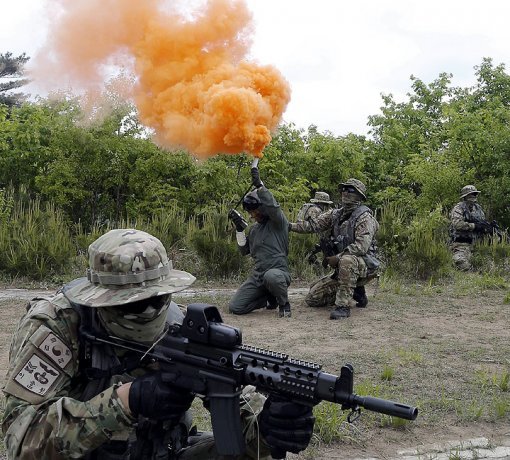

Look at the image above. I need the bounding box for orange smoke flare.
[32,0,291,158]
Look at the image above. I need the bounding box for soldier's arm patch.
[3,324,76,404]
[13,354,61,396]
[38,332,72,369]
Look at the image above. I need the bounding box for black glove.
[228,209,247,232]
[259,395,315,456]
[129,372,195,421]
[251,167,263,188]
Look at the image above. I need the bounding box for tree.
[0,52,30,107]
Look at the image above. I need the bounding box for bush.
[0,192,74,279]
[378,202,452,280]
[187,204,247,280]
[402,206,452,279]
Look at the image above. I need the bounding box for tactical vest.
[450,201,485,244]
[65,288,189,460]
[331,206,375,252]
[331,205,379,271]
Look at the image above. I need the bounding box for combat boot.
[329,305,350,319]
[353,286,368,308]
[278,302,291,318]
[266,293,277,310]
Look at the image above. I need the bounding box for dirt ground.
[1,278,509,459]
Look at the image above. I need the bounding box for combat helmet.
[310,191,333,205]
[339,178,367,200]
[460,185,480,199]
[63,229,195,307]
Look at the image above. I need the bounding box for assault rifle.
[306,235,347,268]
[468,217,505,243]
[81,303,418,458]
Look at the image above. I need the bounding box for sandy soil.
[1,280,509,459]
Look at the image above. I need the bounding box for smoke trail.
[32,0,290,158]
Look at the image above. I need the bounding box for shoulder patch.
[39,332,73,369]
[14,354,61,396]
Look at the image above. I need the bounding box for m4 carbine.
[468,217,505,242]
[307,235,347,267]
[83,304,418,458]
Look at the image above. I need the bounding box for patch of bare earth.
[1,280,509,458]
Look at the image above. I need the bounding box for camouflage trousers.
[179,386,271,459]
[305,254,369,309]
[451,242,473,271]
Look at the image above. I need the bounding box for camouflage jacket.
[290,205,379,257]
[240,186,289,280]
[296,203,331,239]
[450,201,486,243]
[1,293,269,459]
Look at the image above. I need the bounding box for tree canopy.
[0,56,509,231]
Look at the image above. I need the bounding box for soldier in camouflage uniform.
[297,192,334,267]
[449,185,487,271]
[296,191,334,225]
[1,229,314,459]
[290,179,380,320]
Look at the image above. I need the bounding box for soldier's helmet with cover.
[339,178,367,200]
[460,185,480,199]
[242,189,262,211]
[63,229,196,343]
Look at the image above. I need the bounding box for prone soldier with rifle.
[2,229,417,459]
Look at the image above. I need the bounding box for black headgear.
[242,190,261,211]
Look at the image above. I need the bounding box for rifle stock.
[86,303,418,457]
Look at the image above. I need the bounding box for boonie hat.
[310,191,333,205]
[339,178,367,200]
[460,185,480,199]
[63,229,195,307]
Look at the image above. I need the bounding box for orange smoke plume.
[32,0,291,158]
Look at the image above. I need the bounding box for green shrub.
[471,234,510,276]
[376,201,409,268]
[187,204,247,280]
[0,194,74,279]
[378,203,452,280]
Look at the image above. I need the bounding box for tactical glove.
[251,167,263,188]
[129,372,195,421]
[259,395,315,456]
[228,209,247,232]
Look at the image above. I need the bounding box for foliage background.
[1,57,510,282]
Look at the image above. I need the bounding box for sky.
[1,0,510,138]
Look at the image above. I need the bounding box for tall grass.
[185,202,247,280]
[0,190,74,280]
[378,202,452,280]
[0,190,508,285]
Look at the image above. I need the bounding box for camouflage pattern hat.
[310,191,333,205]
[460,185,480,199]
[339,178,367,200]
[63,229,195,307]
